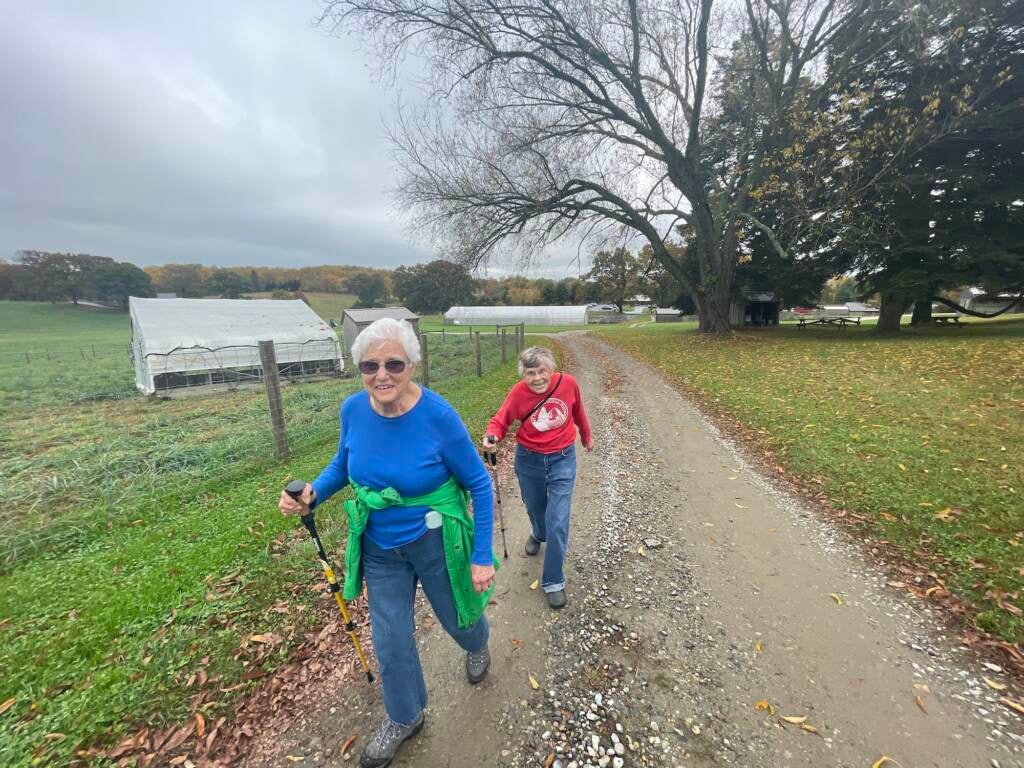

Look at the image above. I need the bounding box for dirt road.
[238,333,1024,767]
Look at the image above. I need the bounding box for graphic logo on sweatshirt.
[531,398,569,432]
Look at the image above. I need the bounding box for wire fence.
[0,329,523,568]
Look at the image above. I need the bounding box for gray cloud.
[0,2,594,277]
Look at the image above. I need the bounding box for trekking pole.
[484,437,509,559]
[285,480,375,683]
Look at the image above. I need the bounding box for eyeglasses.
[358,359,407,375]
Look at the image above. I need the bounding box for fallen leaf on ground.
[530,580,539,590]
[510,638,524,649]
[983,676,1007,691]
[829,593,844,606]
[999,697,1024,717]
[799,723,820,735]
[780,715,807,724]
[754,699,775,715]
[544,753,555,768]
[872,758,903,768]
[285,756,304,763]
[248,633,280,645]
[754,641,763,653]
[339,735,357,757]
[735,503,749,509]
[914,695,927,714]
[528,672,539,690]
[0,698,14,716]
[913,683,930,693]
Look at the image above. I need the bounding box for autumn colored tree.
[587,248,642,312]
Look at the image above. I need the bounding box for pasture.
[0,301,520,765]
[606,317,1024,644]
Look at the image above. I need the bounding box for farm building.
[655,308,683,322]
[960,287,1024,315]
[730,292,780,326]
[342,307,420,352]
[444,305,590,326]
[129,297,342,395]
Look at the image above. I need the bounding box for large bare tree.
[319,0,884,332]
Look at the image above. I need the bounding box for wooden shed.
[730,291,780,327]
[342,307,420,352]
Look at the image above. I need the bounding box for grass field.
[605,317,1024,644]
[243,292,358,321]
[0,300,522,765]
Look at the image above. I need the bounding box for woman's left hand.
[471,563,496,593]
[583,436,594,452]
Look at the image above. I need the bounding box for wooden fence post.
[518,323,525,352]
[419,333,430,389]
[259,340,289,459]
[474,331,482,377]
[501,328,507,363]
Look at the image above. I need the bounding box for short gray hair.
[518,346,557,375]
[350,317,422,365]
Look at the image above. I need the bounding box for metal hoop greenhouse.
[443,305,590,326]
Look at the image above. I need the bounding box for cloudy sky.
[0,2,588,277]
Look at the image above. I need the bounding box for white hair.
[350,317,422,365]
[518,346,557,376]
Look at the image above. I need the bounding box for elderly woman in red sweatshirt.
[482,346,592,609]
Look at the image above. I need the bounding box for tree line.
[317,0,1022,333]
[0,250,685,316]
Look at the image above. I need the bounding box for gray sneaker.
[525,535,541,556]
[466,646,490,684]
[546,589,567,609]
[360,712,425,768]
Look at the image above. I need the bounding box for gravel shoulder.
[233,333,1024,768]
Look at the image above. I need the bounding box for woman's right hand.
[481,434,498,452]
[278,484,315,516]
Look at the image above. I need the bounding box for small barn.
[730,291,780,326]
[655,308,683,322]
[342,307,420,352]
[444,305,590,326]
[129,297,342,395]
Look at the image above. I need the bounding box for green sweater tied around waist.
[343,475,497,629]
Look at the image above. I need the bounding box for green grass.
[0,300,524,765]
[244,292,358,321]
[604,318,1024,643]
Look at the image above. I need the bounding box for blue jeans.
[514,443,577,593]
[362,527,489,726]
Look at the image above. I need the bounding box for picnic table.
[931,313,965,326]
[797,316,861,329]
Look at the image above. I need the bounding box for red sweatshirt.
[487,372,592,454]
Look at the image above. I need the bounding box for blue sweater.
[311,388,495,566]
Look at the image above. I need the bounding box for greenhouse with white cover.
[443,305,590,326]
[129,298,343,394]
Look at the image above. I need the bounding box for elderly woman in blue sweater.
[278,318,496,768]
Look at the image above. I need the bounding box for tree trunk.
[910,300,932,325]
[696,288,733,334]
[876,292,911,333]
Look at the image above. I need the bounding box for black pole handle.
[286,480,325,554]
[484,436,497,465]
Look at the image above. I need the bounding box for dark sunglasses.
[358,359,407,375]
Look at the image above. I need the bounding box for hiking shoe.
[546,589,567,609]
[524,535,541,556]
[360,711,425,768]
[466,646,490,685]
